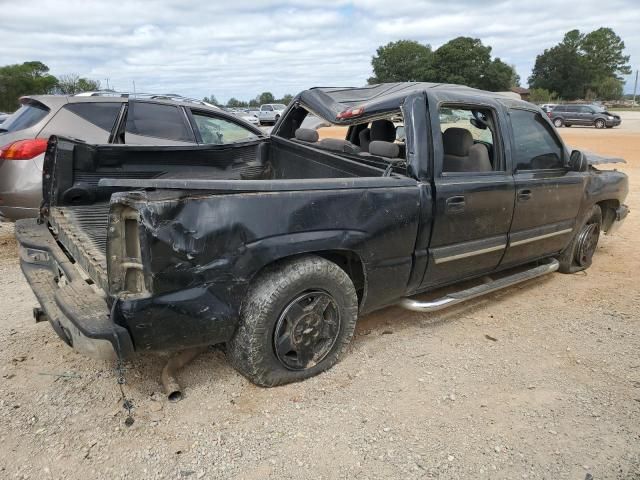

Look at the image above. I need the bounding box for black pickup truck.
[16,82,629,387]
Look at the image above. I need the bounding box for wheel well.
[251,251,366,307]
[597,199,619,232]
[313,250,366,305]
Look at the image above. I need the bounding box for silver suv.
[0,93,263,220]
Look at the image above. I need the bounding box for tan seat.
[442,128,491,172]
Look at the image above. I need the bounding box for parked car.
[0,112,10,125]
[549,104,621,129]
[231,110,260,126]
[15,82,628,388]
[257,103,286,125]
[539,103,557,114]
[0,93,263,221]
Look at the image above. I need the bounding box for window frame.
[436,102,507,178]
[63,101,123,133]
[124,100,196,143]
[508,107,568,173]
[185,108,262,145]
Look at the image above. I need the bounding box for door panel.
[503,107,586,267]
[502,172,583,266]
[420,174,515,288]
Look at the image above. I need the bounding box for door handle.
[517,189,532,201]
[445,195,466,213]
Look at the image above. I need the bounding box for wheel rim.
[595,120,605,129]
[273,290,341,371]
[554,119,562,127]
[575,222,600,267]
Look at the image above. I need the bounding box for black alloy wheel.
[574,222,600,267]
[273,290,341,370]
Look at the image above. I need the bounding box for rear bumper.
[15,219,134,360]
[606,204,629,235]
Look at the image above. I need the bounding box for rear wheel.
[594,119,606,129]
[553,118,564,128]
[227,256,358,387]
[557,205,602,273]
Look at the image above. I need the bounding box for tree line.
[203,92,294,108]
[368,37,519,91]
[370,28,630,101]
[0,62,100,112]
[528,28,630,101]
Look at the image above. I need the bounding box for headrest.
[369,140,399,158]
[370,120,396,142]
[318,138,360,154]
[294,128,319,143]
[442,128,473,157]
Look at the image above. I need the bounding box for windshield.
[273,104,286,111]
[591,105,606,113]
[0,103,50,133]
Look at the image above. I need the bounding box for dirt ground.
[1,113,639,480]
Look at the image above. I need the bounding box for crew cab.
[15,83,629,387]
[257,103,286,125]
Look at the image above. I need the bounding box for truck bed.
[42,136,394,293]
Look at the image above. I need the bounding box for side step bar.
[397,258,559,313]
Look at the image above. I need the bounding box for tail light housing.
[0,138,48,160]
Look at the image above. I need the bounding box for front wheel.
[594,119,606,129]
[227,256,358,387]
[557,205,602,273]
[553,118,564,128]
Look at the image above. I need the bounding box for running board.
[397,258,559,313]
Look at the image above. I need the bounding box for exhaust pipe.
[161,347,206,402]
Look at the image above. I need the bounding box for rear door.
[420,102,515,289]
[564,105,582,125]
[123,101,196,145]
[501,108,584,267]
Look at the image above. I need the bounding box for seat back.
[442,127,491,172]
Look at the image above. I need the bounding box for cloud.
[1,0,638,101]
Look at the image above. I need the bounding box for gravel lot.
[1,113,639,479]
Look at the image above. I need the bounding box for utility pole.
[633,70,638,107]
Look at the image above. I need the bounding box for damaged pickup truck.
[16,82,629,387]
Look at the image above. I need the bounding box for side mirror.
[569,150,588,172]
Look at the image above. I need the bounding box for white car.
[236,111,260,126]
[257,104,286,125]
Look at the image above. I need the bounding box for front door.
[501,108,584,267]
[420,103,515,289]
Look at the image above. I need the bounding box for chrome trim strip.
[434,244,506,264]
[509,228,573,247]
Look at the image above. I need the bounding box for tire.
[594,119,606,129]
[227,255,358,387]
[553,118,564,128]
[557,205,602,273]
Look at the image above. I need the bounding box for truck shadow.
[118,272,559,401]
[352,272,558,346]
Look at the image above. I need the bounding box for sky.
[1,0,639,102]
